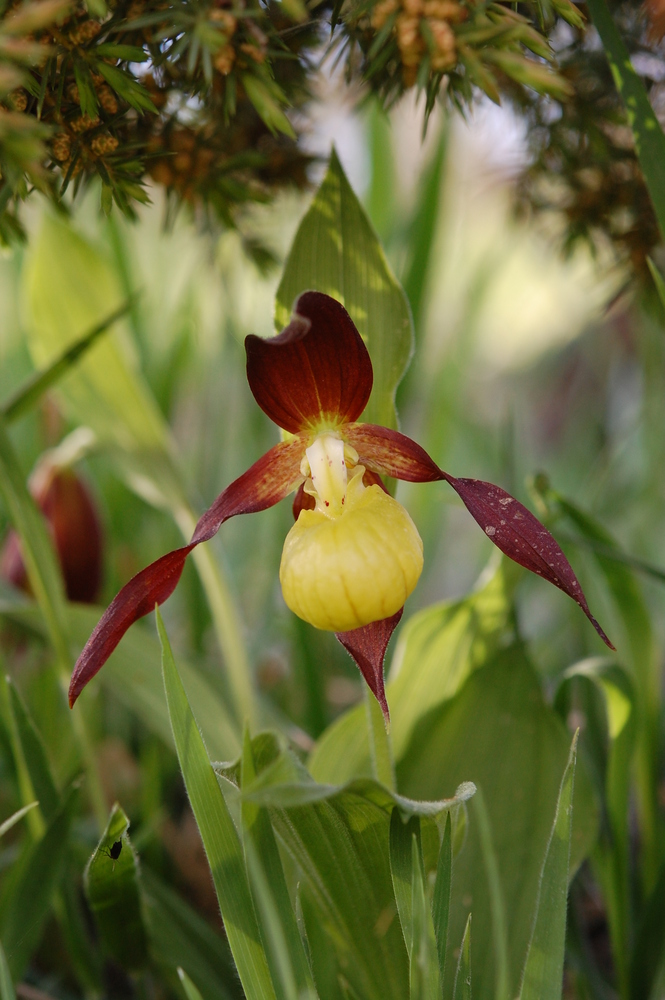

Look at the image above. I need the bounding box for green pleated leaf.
[309,563,514,785]
[395,646,597,1000]
[84,803,148,970]
[157,609,276,1000]
[0,781,79,979]
[389,812,440,1000]
[519,734,577,1000]
[471,790,509,1000]
[453,915,472,1000]
[141,867,243,1000]
[230,734,473,1000]
[275,149,413,430]
[585,0,665,241]
[0,941,15,1000]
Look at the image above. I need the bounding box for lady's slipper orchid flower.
[68,291,613,720]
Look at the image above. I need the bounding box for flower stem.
[365,687,395,790]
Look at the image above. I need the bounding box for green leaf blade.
[0,782,79,980]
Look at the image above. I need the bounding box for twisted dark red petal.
[442,473,615,650]
[69,439,306,707]
[245,292,373,434]
[343,423,443,482]
[335,608,404,726]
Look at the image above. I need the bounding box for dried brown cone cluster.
[371,0,465,86]
[145,99,310,222]
[0,0,314,232]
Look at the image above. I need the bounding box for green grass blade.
[647,257,665,312]
[0,415,69,665]
[0,802,39,840]
[389,811,440,1000]
[519,733,578,1000]
[0,669,43,841]
[630,859,665,1000]
[84,803,148,970]
[401,126,448,335]
[0,599,241,762]
[0,941,15,1000]
[585,0,665,240]
[244,840,302,1000]
[241,731,318,1000]
[0,298,133,424]
[390,810,420,955]
[409,834,440,1000]
[555,660,635,998]
[23,211,256,731]
[453,915,472,1000]
[549,489,659,889]
[157,608,276,1000]
[178,967,206,1000]
[141,867,243,1000]
[276,148,413,431]
[472,789,509,1000]
[0,418,106,828]
[8,677,59,822]
[432,813,452,985]
[0,781,79,979]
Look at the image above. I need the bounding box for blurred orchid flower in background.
[2,456,103,605]
[69,291,613,720]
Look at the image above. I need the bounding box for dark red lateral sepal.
[443,474,615,649]
[335,608,404,726]
[245,292,373,434]
[69,439,305,707]
[344,423,443,483]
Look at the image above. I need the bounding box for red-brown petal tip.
[69,545,193,707]
[443,473,615,650]
[245,291,373,434]
[335,608,404,725]
[70,439,305,707]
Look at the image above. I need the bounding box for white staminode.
[305,434,348,517]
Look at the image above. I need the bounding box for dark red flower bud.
[1,464,103,604]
